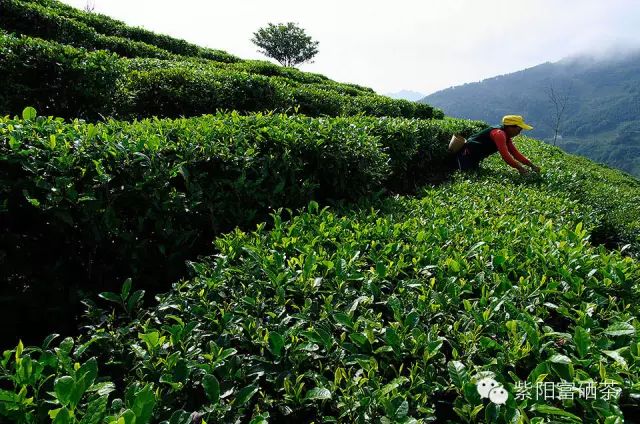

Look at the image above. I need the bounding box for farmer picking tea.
[452,115,542,175]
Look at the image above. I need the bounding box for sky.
[61,0,640,96]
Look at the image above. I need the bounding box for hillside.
[1,1,640,423]
[421,50,640,177]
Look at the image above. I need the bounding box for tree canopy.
[251,22,319,68]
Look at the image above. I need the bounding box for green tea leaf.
[132,385,156,424]
[8,136,21,150]
[604,322,635,336]
[88,382,116,397]
[379,377,408,397]
[333,312,353,328]
[218,348,237,362]
[308,200,319,214]
[315,327,333,350]
[448,361,468,389]
[15,340,23,361]
[249,413,270,424]
[51,407,71,424]
[99,291,121,304]
[22,106,37,121]
[121,278,132,300]
[127,290,145,313]
[268,331,285,357]
[203,374,220,404]
[349,333,368,348]
[603,349,628,367]
[385,327,401,348]
[79,395,109,424]
[574,326,590,358]
[394,400,409,419]
[548,354,571,364]
[304,387,331,401]
[530,404,581,422]
[235,384,258,406]
[76,358,98,387]
[54,376,74,406]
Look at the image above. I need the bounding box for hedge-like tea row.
[0,33,125,120]
[0,33,443,121]
[2,177,638,422]
[1,0,374,92]
[126,57,381,106]
[0,0,179,60]
[0,109,482,342]
[1,0,240,63]
[479,136,640,256]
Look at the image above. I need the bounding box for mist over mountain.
[421,48,640,177]
[385,89,426,102]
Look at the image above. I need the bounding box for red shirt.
[490,129,532,169]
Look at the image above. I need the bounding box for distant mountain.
[421,50,640,177]
[386,89,426,102]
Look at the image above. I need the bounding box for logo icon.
[476,377,509,405]
[489,385,509,405]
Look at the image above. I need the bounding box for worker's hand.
[528,163,541,173]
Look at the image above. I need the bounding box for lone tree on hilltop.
[251,22,319,68]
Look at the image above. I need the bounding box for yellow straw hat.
[502,115,533,130]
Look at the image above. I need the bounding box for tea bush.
[1,2,639,422]
[2,177,638,422]
[0,0,178,60]
[0,34,125,120]
[0,33,443,121]
[1,0,240,63]
[121,67,290,119]
[479,136,640,256]
[0,109,481,342]
[227,60,331,85]
[1,0,380,94]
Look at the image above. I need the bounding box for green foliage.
[0,0,441,120]
[0,108,478,342]
[3,176,638,422]
[0,33,441,120]
[0,33,125,120]
[0,337,117,423]
[251,22,319,68]
[1,2,639,423]
[227,59,330,84]
[121,67,288,119]
[0,0,239,63]
[481,136,640,255]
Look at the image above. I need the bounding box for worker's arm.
[490,129,528,172]
[506,139,532,165]
[506,138,541,172]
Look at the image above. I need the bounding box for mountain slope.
[421,50,640,177]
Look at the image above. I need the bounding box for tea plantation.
[1,1,640,423]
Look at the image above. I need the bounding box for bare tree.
[84,0,96,13]
[546,82,571,146]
